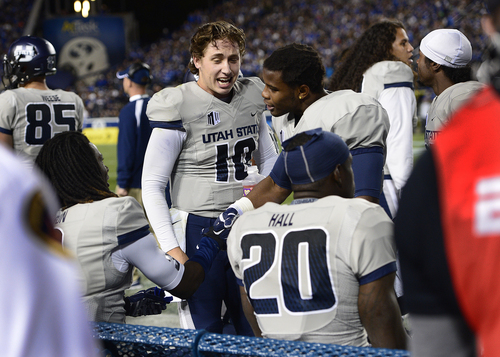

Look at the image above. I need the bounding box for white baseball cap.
[420,29,472,68]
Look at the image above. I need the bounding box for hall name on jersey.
[269,213,294,227]
[202,124,258,144]
[41,94,61,102]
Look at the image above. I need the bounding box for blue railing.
[92,322,411,357]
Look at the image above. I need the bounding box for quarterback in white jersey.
[227,129,406,348]
[0,144,98,357]
[0,36,84,169]
[417,29,484,147]
[142,21,277,334]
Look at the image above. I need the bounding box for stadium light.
[74,0,82,12]
[82,0,90,17]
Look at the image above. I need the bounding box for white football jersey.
[56,196,183,323]
[227,196,397,345]
[272,90,389,152]
[0,145,98,357]
[425,81,485,146]
[0,87,84,168]
[362,60,416,192]
[147,78,267,217]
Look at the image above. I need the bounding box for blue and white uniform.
[271,90,390,200]
[0,87,84,169]
[424,81,484,147]
[142,78,279,334]
[117,94,152,190]
[227,196,397,345]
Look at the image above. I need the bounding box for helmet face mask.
[2,36,57,89]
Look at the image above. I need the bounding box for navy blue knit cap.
[283,128,349,185]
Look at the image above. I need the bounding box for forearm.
[0,132,13,148]
[121,234,185,291]
[171,236,220,299]
[254,116,279,176]
[142,128,185,252]
[240,286,262,337]
[247,176,291,209]
[358,273,407,350]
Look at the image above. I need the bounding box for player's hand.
[124,287,173,317]
[201,206,239,249]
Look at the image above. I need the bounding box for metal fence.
[93,322,411,357]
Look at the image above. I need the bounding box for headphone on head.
[128,62,153,84]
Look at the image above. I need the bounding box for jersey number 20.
[241,229,337,315]
[25,103,77,145]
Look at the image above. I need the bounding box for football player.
[330,20,417,219]
[227,129,406,348]
[35,131,224,323]
[207,43,389,239]
[417,29,484,147]
[142,21,278,334]
[0,35,84,169]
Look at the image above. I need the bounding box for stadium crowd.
[49,0,488,119]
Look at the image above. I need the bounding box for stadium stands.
[76,0,487,119]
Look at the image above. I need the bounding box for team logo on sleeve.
[207,111,221,126]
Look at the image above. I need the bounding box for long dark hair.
[35,131,116,209]
[329,20,406,92]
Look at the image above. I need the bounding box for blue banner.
[43,16,125,85]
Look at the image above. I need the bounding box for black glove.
[124,287,173,317]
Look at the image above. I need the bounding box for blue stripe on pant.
[185,213,253,336]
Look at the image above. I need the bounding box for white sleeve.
[253,114,279,176]
[117,234,185,291]
[142,128,186,252]
[378,87,416,190]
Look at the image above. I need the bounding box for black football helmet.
[2,36,57,89]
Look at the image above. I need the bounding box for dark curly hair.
[329,20,406,92]
[263,43,325,93]
[35,131,116,209]
[188,21,246,75]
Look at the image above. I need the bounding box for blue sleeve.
[351,147,384,199]
[269,153,292,190]
[150,120,184,130]
[0,127,12,135]
[117,225,151,245]
[359,261,397,285]
[117,103,137,188]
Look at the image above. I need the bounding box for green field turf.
[97,144,118,190]
[99,132,426,200]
